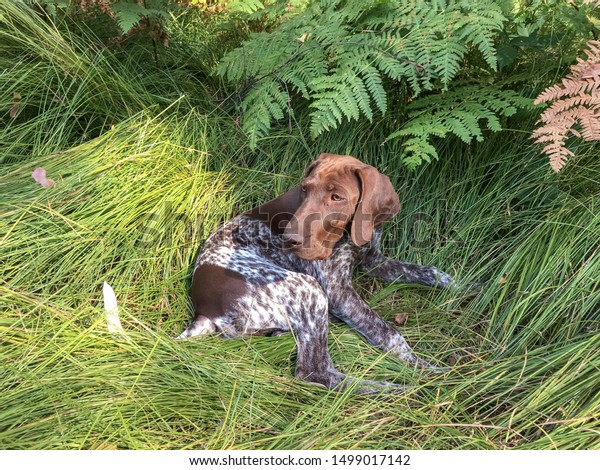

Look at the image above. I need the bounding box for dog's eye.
[301,186,307,193]
[331,193,343,201]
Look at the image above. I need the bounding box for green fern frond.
[280,45,328,98]
[459,2,506,70]
[309,73,363,136]
[108,2,170,35]
[111,3,144,34]
[401,137,439,168]
[362,67,387,115]
[217,0,519,163]
[229,0,265,14]
[389,84,535,167]
[431,39,467,88]
[241,78,287,148]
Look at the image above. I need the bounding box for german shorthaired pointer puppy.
[180,154,453,393]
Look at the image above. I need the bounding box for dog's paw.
[448,278,485,296]
[426,365,450,375]
[343,377,409,397]
[466,279,485,293]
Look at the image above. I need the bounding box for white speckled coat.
[180,155,454,393]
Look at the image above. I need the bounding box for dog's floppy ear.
[351,165,400,246]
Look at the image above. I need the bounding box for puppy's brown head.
[282,153,400,260]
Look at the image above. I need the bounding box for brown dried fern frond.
[532,40,600,172]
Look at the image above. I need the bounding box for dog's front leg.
[328,282,438,370]
[358,248,453,288]
[292,298,410,393]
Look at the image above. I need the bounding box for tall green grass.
[1,2,598,450]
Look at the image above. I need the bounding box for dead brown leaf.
[9,91,21,118]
